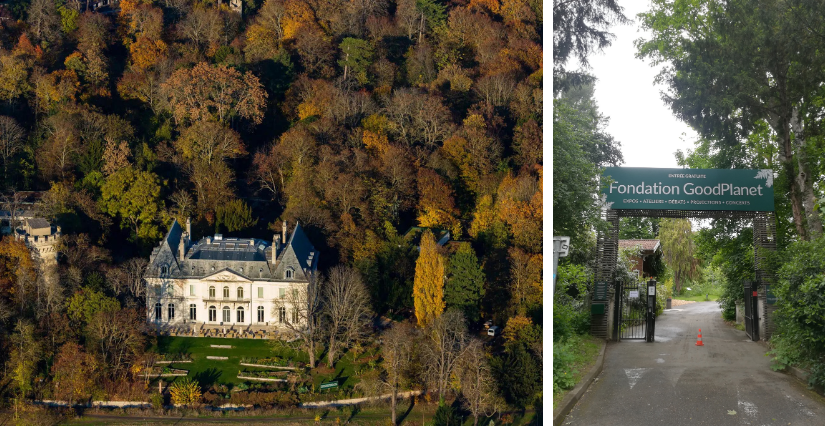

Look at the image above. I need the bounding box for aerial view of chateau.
[0,0,543,423]
[146,219,317,334]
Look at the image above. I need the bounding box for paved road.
[565,301,825,425]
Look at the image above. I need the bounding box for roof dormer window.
[285,268,293,279]
[161,266,168,275]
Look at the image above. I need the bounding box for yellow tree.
[413,229,445,327]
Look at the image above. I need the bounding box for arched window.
[222,306,231,322]
[237,307,245,323]
[237,287,244,299]
[209,286,216,298]
[161,266,168,275]
[209,306,217,322]
[168,303,175,320]
[223,286,229,298]
[155,303,162,320]
[285,268,294,279]
[278,307,286,323]
[189,304,196,320]
[257,306,264,322]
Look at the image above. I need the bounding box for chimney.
[282,221,287,244]
[272,234,279,263]
[186,217,191,236]
[179,238,186,259]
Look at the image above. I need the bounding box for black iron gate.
[744,281,759,341]
[615,281,649,340]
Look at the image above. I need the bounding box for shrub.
[769,236,825,387]
[553,336,579,393]
[170,378,201,406]
[432,401,462,426]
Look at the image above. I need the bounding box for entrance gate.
[615,281,648,340]
[591,167,778,341]
[613,279,658,342]
[743,281,759,341]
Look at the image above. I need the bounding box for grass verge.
[552,334,602,410]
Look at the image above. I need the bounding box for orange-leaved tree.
[413,229,446,327]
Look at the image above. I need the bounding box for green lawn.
[151,336,291,386]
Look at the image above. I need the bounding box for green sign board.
[602,168,775,212]
[593,282,609,301]
[319,381,338,390]
[765,285,778,305]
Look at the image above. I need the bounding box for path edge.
[552,339,607,426]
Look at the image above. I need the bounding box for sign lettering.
[602,168,775,212]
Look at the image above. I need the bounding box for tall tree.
[421,308,469,401]
[0,116,25,186]
[636,0,825,240]
[445,243,485,322]
[322,266,372,368]
[552,0,628,91]
[162,62,268,126]
[457,339,499,426]
[657,218,697,294]
[413,229,446,327]
[381,322,414,425]
[99,166,163,242]
[272,272,323,368]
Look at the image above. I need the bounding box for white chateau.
[145,219,318,331]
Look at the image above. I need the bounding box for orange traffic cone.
[695,329,704,346]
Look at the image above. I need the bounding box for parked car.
[487,326,500,337]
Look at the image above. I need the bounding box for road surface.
[564,301,825,425]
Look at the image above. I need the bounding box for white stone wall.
[146,277,306,329]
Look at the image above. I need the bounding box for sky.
[587,1,700,169]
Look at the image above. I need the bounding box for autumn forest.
[0,0,542,421]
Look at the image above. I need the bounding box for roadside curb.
[552,339,607,426]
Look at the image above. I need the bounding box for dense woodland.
[0,0,543,419]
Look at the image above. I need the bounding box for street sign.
[602,167,775,212]
[554,236,571,257]
[593,282,609,301]
[765,285,778,305]
[319,381,338,390]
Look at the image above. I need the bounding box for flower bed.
[238,369,289,379]
[156,353,193,363]
[145,366,189,377]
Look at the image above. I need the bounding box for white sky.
[587,1,699,168]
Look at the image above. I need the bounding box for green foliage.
[553,336,579,393]
[768,236,825,385]
[67,287,120,325]
[58,5,79,34]
[657,218,696,293]
[492,343,540,409]
[553,263,591,342]
[99,166,163,242]
[338,38,374,85]
[432,401,462,426]
[618,217,660,239]
[216,199,258,234]
[415,0,447,32]
[444,242,485,322]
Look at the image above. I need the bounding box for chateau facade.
[145,219,318,330]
